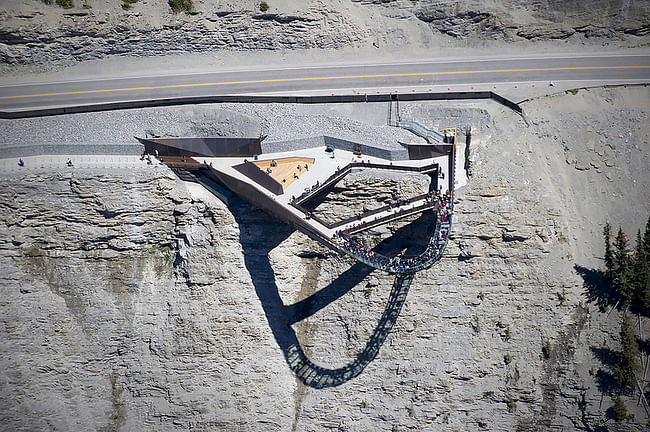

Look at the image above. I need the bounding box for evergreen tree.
[642,272,650,317]
[613,315,641,389]
[643,216,650,266]
[632,230,649,312]
[637,219,650,316]
[613,227,634,306]
[604,222,613,280]
[610,396,627,422]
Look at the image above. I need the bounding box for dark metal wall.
[137,137,261,157]
[233,160,284,195]
[407,144,451,160]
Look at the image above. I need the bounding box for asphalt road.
[0,53,649,111]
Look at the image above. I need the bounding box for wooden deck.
[253,157,315,190]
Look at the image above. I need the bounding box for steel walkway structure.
[153,131,456,274]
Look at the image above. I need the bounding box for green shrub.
[504,325,512,341]
[507,398,517,412]
[542,340,552,360]
[169,0,194,13]
[566,88,580,95]
[145,245,172,256]
[260,1,270,12]
[613,316,641,388]
[504,354,512,365]
[122,0,138,10]
[610,397,627,422]
[477,291,485,301]
[83,1,91,8]
[46,0,74,8]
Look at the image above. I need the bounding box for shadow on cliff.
[574,265,618,311]
[590,346,624,394]
[230,199,433,388]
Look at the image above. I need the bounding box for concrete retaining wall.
[0,91,523,120]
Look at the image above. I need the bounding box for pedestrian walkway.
[0,154,150,176]
[158,137,456,274]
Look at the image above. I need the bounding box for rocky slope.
[0,87,649,430]
[0,0,649,68]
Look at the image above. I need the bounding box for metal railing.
[342,200,437,235]
[333,209,452,274]
[293,160,437,206]
[330,193,430,229]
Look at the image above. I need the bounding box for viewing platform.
[140,132,456,274]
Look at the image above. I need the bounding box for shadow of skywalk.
[286,211,434,325]
[230,198,430,388]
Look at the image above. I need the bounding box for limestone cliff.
[1,87,649,430]
[0,0,648,68]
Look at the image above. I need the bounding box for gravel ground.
[0,102,424,159]
[0,105,261,149]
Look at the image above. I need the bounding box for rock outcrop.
[0,0,648,68]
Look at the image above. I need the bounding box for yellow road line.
[1,65,649,100]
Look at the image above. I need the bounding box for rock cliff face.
[305,171,431,225]
[1,87,649,430]
[0,0,648,68]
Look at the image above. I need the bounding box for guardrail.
[330,193,430,230]
[0,91,522,119]
[343,200,436,235]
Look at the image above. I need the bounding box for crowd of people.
[332,189,452,273]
